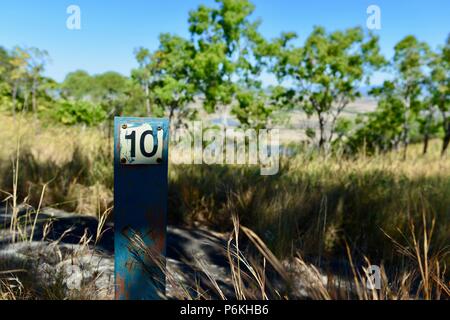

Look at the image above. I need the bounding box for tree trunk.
[12,82,18,117]
[24,91,29,112]
[32,77,37,117]
[402,130,409,160]
[422,111,432,155]
[422,133,429,155]
[402,101,411,160]
[144,84,151,116]
[318,115,326,152]
[442,120,450,156]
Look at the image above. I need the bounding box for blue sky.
[1,0,449,84]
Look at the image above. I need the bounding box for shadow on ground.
[0,204,234,299]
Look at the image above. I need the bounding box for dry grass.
[0,114,449,299]
[127,214,448,300]
[0,272,25,300]
[0,113,113,216]
[170,153,449,264]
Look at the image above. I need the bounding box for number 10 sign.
[114,117,169,300]
[119,121,164,165]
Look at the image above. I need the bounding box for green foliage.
[233,89,272,129]
[347,35,446,156]
[347,94,405,154]
[428,34,450,154]
[131,34,198,122]
[53,100,106,126]
[149,34,196,120]
[267,26,385,149]
[390,36,431,153]
[131,47,152,115]
[189,0,271,124]
[62,70,128,104]
[130,0,274,127]
[60,70,93,100]
[0,0,448,152]
[92,71,128,103]
[0,46,55,116]
[61,70,134,119]
[332,117,353,146]
[429,37,450,112]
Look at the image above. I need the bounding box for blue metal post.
[114,117,169,300]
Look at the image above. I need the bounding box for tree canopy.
[0,0,448,157]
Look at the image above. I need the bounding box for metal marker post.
[114,117,169,300]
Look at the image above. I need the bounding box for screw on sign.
[114,117,169,300]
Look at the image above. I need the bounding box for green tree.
[390,35,431,159]
[145,33,197,129]
[132,47,152,115]
[54,100,106,126]
[27,47,50,116]
[189,0,271,127]
[61,70,94,100]
[91,71,129,116]
[417,98,440,154]
[428,34,450,156]
[9,47,30,116]
[347,81,406,154]
[0,47,13,111]
[0,46,11,83]
[269,26,385,151]
[233,89,273,129]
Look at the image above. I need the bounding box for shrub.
[53,100,106,126]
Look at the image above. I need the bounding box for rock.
[0,206,114,253]
[0,240,114,299]
[1,204,331,300]
[0,204,233,299]
[55,252,114,297]
[165,226,233,299]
